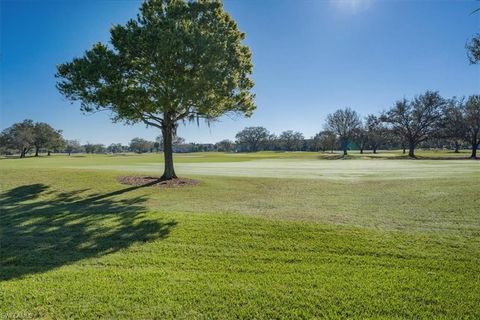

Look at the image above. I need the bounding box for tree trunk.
[20,147,27,158]
[408,141,415,158]
[35,147,39,157]
[68,151,71,156]
[454,141,460,153]
[161,120,177,180]
[360,148,364,154]
[471,142,478,159]
[373,147,377,154]
[47,150,51,156]
[402,143,406,154]
[343,149,347,156]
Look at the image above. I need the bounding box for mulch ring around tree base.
[117,176,200,188]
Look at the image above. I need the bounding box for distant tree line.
[0,120,64,158]
[1,92,479,158]
[232,92,480,158]
[0,120,212,157]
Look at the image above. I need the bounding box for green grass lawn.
[1,151,479,319]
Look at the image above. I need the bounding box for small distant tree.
[56,0,255,180]
[0,133,9,155]
[464,95,480,158]
[365,114,385,154]
[84,143,95,154]
[0,120,36,158]
[442,98,466,153]
[325,108,361,156]
[84,143,105,154]
[31,122,64,156]
[0,132,11,156]
[129,138,154,154]
[263,133,278,151]
[65,140,82,155]
[107,143,124,154]
[353,126,368,154]
[278,130,304,151]
[312,131,337,153]
[46,130,64,156]
[173,136,186,147]
[382,91,445,158]
[0,131,16,155]
[33,123,55,156]
[215,139,235,152]
[235,127,270,152]
[94,144,107,154]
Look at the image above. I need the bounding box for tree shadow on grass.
[0,183,176,281]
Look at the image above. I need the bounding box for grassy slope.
[1,151,479,319]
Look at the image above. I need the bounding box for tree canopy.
[466,7,480,64]
[0,120,36,158]
[365,114,386,154]
[215,139,236,152]
[278,130,304,151]
[56,0,255,179]
[33,122,63,156]
[235,126,271,152]
[382,91,445,158]
[325,108,361,156]
[129,138,155,154]
[65,140,82,155]
[467,35,480,64]
[441,98,467,153]
[312,131,336,153]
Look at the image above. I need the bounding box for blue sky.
[1,0,479,144]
